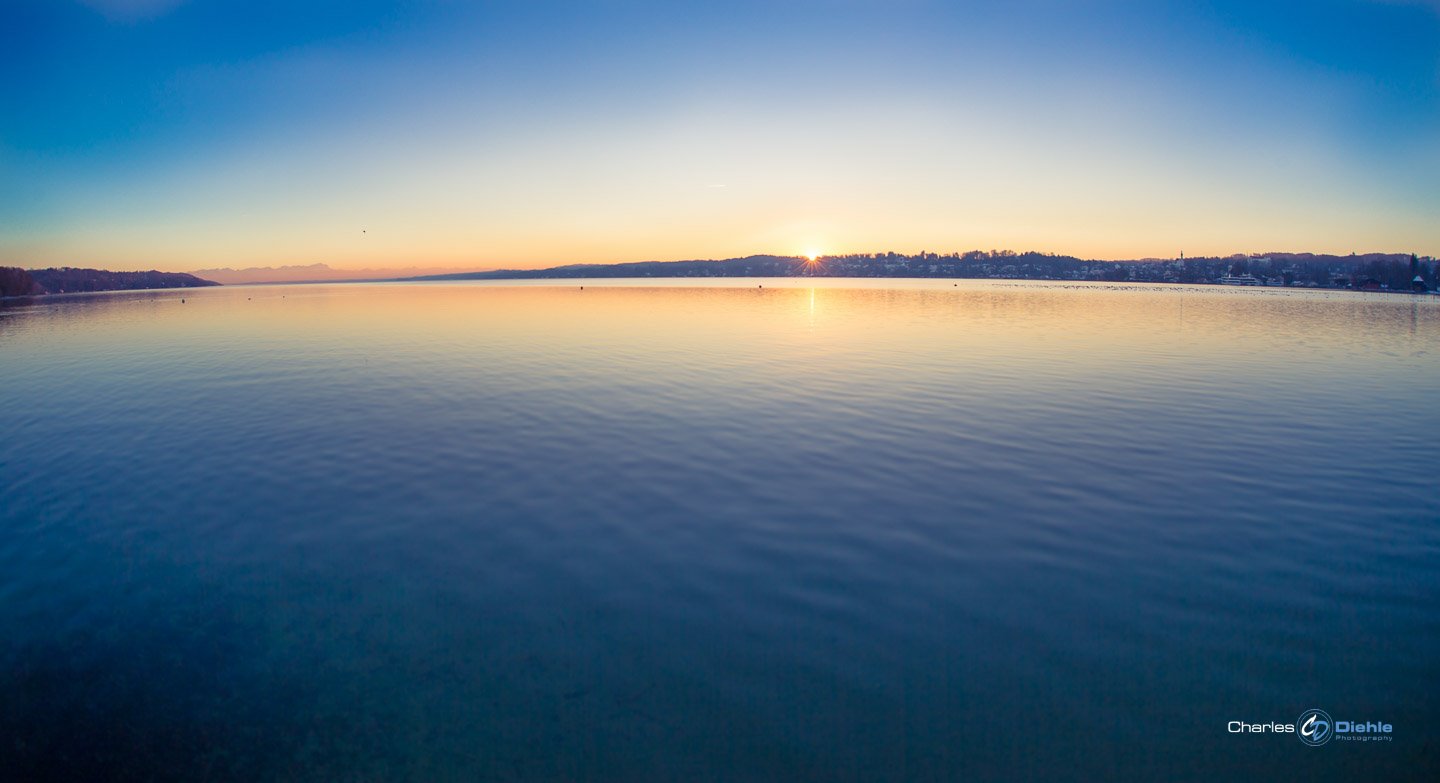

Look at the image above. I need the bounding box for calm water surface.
[2,280,1437,781]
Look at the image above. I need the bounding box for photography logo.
[1298,709,1333,746]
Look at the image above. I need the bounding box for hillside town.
[789,251,1434,291]
[423,251,1436,292]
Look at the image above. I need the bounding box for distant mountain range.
[189,263,479,285]
[403,255,802,280]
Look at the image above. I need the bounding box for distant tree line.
[1,267,221,295]
[419,251,1436,289]
[0,267,42,297]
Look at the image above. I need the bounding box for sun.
[803,249,824,261]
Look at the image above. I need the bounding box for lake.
[1,279,1436,781]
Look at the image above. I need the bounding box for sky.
[1,0,1437,274]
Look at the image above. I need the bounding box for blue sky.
[2,0,1436,271]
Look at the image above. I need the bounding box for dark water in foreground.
[2,279,1437,781]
